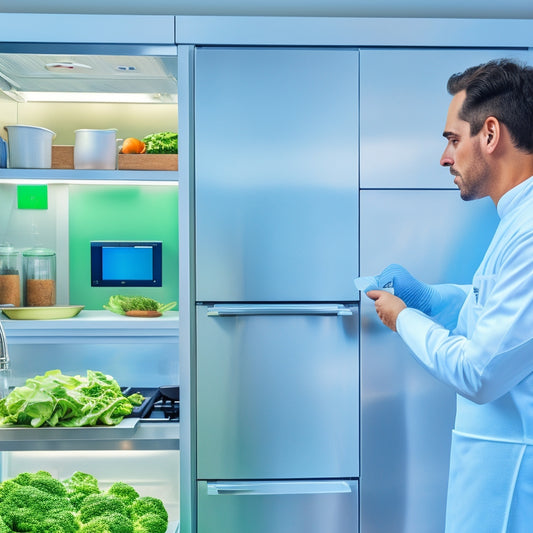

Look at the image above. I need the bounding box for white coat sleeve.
[396,233,533,404]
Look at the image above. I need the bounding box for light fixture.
[12,91,177,104]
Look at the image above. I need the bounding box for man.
[365,59,533,533]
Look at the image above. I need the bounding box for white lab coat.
[396,176,533,533]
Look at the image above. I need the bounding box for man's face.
[440,90,490,201]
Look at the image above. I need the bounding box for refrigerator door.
[194,47,359,302]
[196,304,359,479]
[198,480,358,533]
[359,189,499,533]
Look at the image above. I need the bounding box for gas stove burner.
[160,402,180,420]
[159,385,180,401]
[122,386,180,422]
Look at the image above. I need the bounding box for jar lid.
[22,247,55,257]
[0,243,17,255]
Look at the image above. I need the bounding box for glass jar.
[0,243,21,307]
[23,247,56,307]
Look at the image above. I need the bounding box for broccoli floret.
[129,496,168,523]
[27,472,68,498]
[8,470,67,494]
[79,493,127,524]
[107,482,139,506]
[0,479,18,502]
[0,484,72,530]
[0,514,11,533]
[33,510,80,533]
[34,525,65,533]
[5,506,37,531]
[62,471,101,510]
[133,512,168,533]
[80,512,133,533]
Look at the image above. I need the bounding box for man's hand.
[366,290,407,332]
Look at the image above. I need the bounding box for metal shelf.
[0,420,180,451]
[1,310,179,344]
[0,168,179,183]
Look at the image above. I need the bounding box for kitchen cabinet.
[0,14,181,532]
[0,14,179,184]
[0,311,180,452]
[0,310,181,529]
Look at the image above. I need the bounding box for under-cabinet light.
[0,178,178,186]
[12,91,177,103]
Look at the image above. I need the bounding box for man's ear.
[483,116,500,154]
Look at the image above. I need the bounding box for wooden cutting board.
[125,310,162,318]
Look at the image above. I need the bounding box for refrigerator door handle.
[206,480,355,496]
[206,303,353,317]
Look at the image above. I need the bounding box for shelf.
[0,419,180,451]
[0,168,179,183]
[0,310,179,344]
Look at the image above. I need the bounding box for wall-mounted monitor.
[91,241,162,287]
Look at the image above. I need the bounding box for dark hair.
[447,58,533,152]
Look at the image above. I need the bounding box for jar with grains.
[0,244,21,307]
[23,247,56,307]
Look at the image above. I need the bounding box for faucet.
[0,319,9,372]
[0,318,11,399]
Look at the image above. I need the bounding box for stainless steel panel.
[198,480,358,533]
[359,189,499,533]
[196,304,359,479]
[0,14,176,45]
[177,17,533,48]
[194,47,359,302]
[360,49,531,189]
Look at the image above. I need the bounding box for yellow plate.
[2,305,84,320]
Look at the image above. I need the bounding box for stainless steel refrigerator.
[193,46,360,532]
[357,48,527,533]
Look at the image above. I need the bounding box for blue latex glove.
[373,264,439,315]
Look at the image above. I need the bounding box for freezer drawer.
[194,47,359,302]
[196,304,359,479]
[197,480,358,533]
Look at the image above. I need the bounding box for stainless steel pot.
[74,128,118,170]
[4,125,56,169]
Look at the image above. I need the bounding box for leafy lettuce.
[141,131,178,154]
[0,370,142,428]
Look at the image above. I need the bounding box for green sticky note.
[17,185,48,209]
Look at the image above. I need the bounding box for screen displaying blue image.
[91,241,162,287]
[102,246,153,280]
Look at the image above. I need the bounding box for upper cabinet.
[0,14,179,182]
[359,49,532,189]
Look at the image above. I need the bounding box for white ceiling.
[0,0,532,18]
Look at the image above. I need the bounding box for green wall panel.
[69,184,178,311]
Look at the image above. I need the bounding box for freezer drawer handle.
[206,304,353,317]
[207,480,354,496]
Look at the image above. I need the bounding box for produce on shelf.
[120,137,146,154]
[141,132,178,154]
[0,470,169,533]
[0,370,144,428]
[104,295,177,316]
